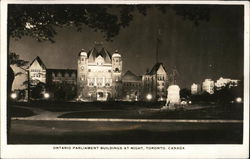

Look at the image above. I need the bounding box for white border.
[1,1,249,158]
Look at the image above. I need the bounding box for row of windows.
[144,82,165,86]
[144,75,166,81]
[88,82,111,87]
[157,82,165,86]
[87,78,112,82]
[123,82,141,87]
[30,69,43,72]
[52,73,76,78]
[157,76,165,81]
[87,69,112,73]
[31,74,44,78]
[52,80,76,84]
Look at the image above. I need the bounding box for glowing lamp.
[235,97,242,103]
[146,94,152,101]
[10,93,17,99]
[44,93,50,99]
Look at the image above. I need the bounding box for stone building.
[142,63,169,101]
[122,70,142,101]
[77,43,123,101]
[215,77,239,90]
[202,79,214,94]
[28,56,77,100]
[46,69,77,100]
[191,83,201,95]
[29,56,47,85]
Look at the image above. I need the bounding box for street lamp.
[235,97,242,103]
[146,94,152,101]
[44,92,50,99]
[10,92,17,100]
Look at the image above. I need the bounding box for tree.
[10,52,29,77]
[9,52,29,67]
[180,88,191,99]
[30,82,46,99]
[8,4,210,42]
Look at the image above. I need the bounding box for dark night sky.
[10,5,244,88]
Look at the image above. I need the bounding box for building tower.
[77,49,88,98]
[112,50,122,98]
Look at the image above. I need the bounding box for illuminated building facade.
[202,79,214,94]
[191,83,201,95]
[142,63,169,101]
[77,43,122,101]
[122,70,142,101]
[215,77,239,90]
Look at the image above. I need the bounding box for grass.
[9,101,243,120]
[9,101,165,112]
[10,107,36,117]
[58,103,243,120]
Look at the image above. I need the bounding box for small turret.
[112,50,122,74]
[79,49,87,57]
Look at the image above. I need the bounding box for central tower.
[77,43,122,101]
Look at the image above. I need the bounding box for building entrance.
[96,90,106,101]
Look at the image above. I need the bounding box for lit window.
[115,68,119,72]
[106,83,110,86]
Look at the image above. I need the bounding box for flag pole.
[155,29,161,100]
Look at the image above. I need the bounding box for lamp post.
[44,92,50,99]
[10,92,17,100]
[146,93,152,101]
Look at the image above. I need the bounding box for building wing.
[122,70,141,81]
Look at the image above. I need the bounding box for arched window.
[65,73,69,78]
[71,73,76,78]
[114,68,119,72]
[57,72,62,77]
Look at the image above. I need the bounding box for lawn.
[9,101,243,120]
[10,106,36,117]
[58,103,243,120]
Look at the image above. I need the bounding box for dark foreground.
[9,120,242,144]
[8,102,243,144]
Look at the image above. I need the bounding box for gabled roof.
[146,62,167,75]
[87,44,112,63]
[122,70,142,81]
[29,56,46,69]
